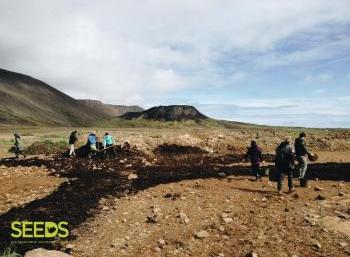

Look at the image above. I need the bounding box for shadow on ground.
[0,148,350,254]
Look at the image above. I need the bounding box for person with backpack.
[13,133,26,158]
[295,132,310,187]
[244,140,264,181]
[103,132,116,159]
[87,131,97,158]
[68,130,78,157]
[275,137,295,195]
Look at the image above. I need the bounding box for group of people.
[68,130,117,159]
[245,132,311,195]
[12,130,313,195]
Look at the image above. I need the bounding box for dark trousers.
[277,167,293,191]
[105,144,116,159]
[252,164,262,180]
[15,147,26,158]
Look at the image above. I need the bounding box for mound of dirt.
[121,105,208,121]
[68,141,140,158]
[25,140,69,155]
[154,143,208,155]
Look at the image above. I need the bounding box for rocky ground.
[0,133,350,257]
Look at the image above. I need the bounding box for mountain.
[121,105,208,121]
[78,99,143,117]
[0,68,109,126]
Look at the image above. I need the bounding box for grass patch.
[0,248,21,257]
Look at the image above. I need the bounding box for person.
[68,130,78,157]
[275,137,295,195]
[244,140,264,181]
[103,132,116,159]
[13,133,26,158]
[295,132,310,186]
[87,132,97,158]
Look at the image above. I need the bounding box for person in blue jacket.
[87,131,97,158]
[103,132,116,159]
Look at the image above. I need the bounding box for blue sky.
[0,0,349,127]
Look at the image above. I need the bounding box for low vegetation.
[0,248,20,257]
[24,140,69,155]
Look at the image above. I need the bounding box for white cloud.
[195,96,350,127]
[304,73,333,83]
[151,69,186,93]
[0,0,350,106]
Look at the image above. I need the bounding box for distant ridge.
[79,99,143,117]
[0,68,144,126]
[0,68,112,126]
[121,105,208,121]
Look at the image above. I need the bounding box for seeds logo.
[11,221,69,239]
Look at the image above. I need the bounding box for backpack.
[275,142,293,168]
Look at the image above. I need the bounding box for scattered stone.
[339,242,348,247]
[25,249,71,257]
[146,214,159,224]
[218,226,225,232]
[128,173,138,180]
[335,210,350,219]
[314,186,323,191]
[164,192,181,200]
[338,192,345,196]
[102,206,109,211]
[177,211,190,224]
[194,230,209,239]
[222,217,233,224]
[111,238,128,248]
[304,217,317,226]
[158,239,166,248]
[245,251,258,257]
[65,244,75,250]
[315,195,326,201]
[218,172,226,178]
[312,239,322,249]
[221,213,228,218]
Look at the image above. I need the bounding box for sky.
[0,0,350,127]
